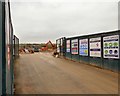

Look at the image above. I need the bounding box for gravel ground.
[14,52,118,94]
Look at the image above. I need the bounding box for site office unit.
[0,1,14,95]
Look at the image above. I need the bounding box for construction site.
[0,0,119,96]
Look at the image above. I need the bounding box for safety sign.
[71,39,78,54]
[103,35,119,59]
[79,39,88,56]
[90,37,101,57]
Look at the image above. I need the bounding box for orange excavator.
[41,40,55,51]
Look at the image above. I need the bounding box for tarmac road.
[14,52,118,94]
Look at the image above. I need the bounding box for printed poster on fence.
[79,39,88,56]
[90,37,101,57]
[71,39,78,54]
[66,40,70,52]
[57,40,60,53]
[103,35,119,59]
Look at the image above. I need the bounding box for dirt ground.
[14,52,118,94]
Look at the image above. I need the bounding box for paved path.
[14,52,118,94]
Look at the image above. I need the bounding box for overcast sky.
[10,0,118,43]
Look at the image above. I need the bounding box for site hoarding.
[79,39,88,56]
[103,35,119,59]
[90,37,101,57]
[71,39,78,54]
[66,40,70,52]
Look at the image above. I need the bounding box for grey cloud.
[10,1,118,43]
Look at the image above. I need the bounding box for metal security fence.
[13,35,19,59]
[0,1,19,95]
[57,30,120,72]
